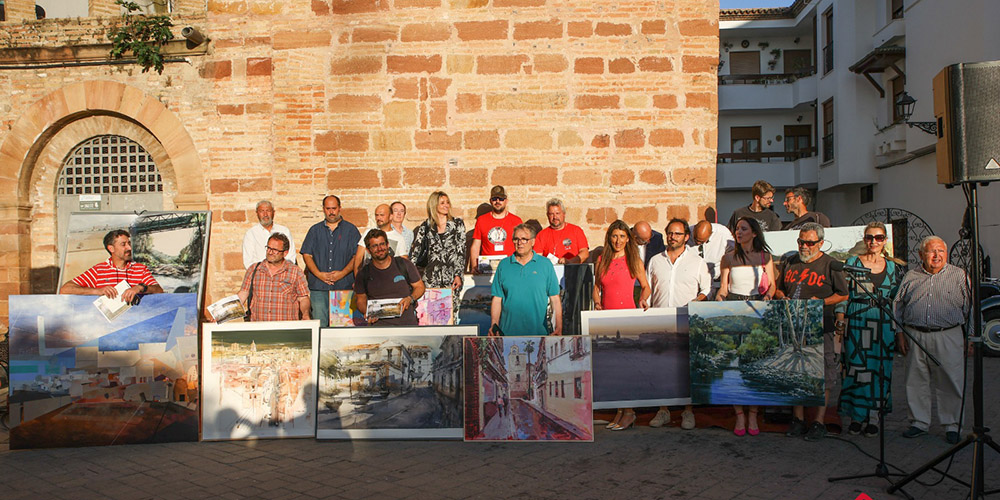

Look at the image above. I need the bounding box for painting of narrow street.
[316,326,475,439]
[463,336,593,442]
[688,300,825,406]
[582,308,691,409]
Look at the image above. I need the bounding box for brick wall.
[0,0,718,326]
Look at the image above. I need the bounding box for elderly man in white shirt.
[242,200,296,269]
[646,218,712,431]
[689,220,735,299]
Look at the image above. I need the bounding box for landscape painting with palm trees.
[688,300,824,406]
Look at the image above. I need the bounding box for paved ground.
[2,356,999,500]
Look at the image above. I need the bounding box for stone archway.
[0,81,207,322]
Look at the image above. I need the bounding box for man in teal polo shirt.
[489,224,562,336]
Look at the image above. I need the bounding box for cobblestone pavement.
[2,357,999,500]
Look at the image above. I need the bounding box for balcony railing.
[823,45,834,73]
[717,148,817,163]
[719,67,816,85]
[822,134,834,162]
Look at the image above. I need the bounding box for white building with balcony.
[718,0,999,270]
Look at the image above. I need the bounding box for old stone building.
[0,0,718,326]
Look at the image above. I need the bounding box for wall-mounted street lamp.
[895,91,938,135]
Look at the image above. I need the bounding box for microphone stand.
[827,263,941,499]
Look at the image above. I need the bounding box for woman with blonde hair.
[839,221,904,437]
[592,220,651,430]
[409,192,467,306]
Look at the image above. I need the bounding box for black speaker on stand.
[888,61,1000,498]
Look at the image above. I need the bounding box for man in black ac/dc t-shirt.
[774,222,848,443]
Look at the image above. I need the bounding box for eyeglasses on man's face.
[512,237,532,244]
[796,238,821,247]
[490,196,506,202]
[266,246,285,253]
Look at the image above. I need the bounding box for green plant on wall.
[107,0,174,74]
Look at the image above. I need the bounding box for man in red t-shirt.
[534,198,589,264]
[60,229,164,303]
[469,185,523,272]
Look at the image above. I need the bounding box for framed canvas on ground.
[463,335,594,442]
[581,308,691,409]
[201,320,320,440]
[688,300,825,406]
[316,325,476,439]
[7,294,200,449]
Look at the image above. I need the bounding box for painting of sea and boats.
[766,225,894,266]
[316,326,475,439]
[60,212,211,303]
[416,288,454,325]
[7,294,200,449]
[202,321,319,440]
[581,308,690,409]
[464,336,593,442]
[688,300,824,406]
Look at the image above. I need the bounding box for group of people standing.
[57,179,970,444]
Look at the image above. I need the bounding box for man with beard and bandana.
[469,185,523,272]
[301,195,362,327]
[238,233,310,322]
[242,200,296,269]
[355,229,425,326]
[60,229,164,303]
[774,222,848,442]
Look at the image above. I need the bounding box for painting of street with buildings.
[60,212,211,302]
[6,294,199,449]
[316,326,475,439]
[582,308,691,409]
[463,336,593,442]
[766,225,893,266]
[688,300,825,406]
[201,321,319,440]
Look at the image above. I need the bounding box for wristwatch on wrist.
[835,320,846,329]
[138,283,148,294]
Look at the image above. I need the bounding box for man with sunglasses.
[727,180,782,232]
[470,185,523,272]
[489,224,561,336]
[774,222,848,441]
[782,186,831,230]
[355,230,425,326]
[238,233,310,322]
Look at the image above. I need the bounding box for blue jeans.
[310,290,331,328]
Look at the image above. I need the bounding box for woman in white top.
[716,216,776,436]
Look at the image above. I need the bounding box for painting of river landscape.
[202,321,319,441]
[60,212,211,305]
[688,300,824,406]
[464,336,593,442]
[7,294,199,449]
[317,326,476,439]
[581,308,690,409]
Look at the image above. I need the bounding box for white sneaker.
[649,409,670,428]
[681,409,696,430]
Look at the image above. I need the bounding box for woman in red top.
[592,219,651,430]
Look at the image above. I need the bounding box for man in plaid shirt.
[238,233,311,321]
[60,229,163,303]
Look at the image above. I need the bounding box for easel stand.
[887,182,1000,498]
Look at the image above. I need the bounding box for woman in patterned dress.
[839,221,904,436]
[409,191,466,317]
[591,220,651,430]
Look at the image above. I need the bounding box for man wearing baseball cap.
[469,185,523,272]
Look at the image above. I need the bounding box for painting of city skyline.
[202,321,319,441]
[688,300,825,406]
[316,326,476,439]
[582,308,691,409]
[59,212,211,305]
[464,336,593,442]
[7,293,200,449]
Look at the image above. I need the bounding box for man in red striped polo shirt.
[60,229,163,304]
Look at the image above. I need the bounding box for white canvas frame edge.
[317,324,477,440]
[201,319,320,441]
[579,307,686,335]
